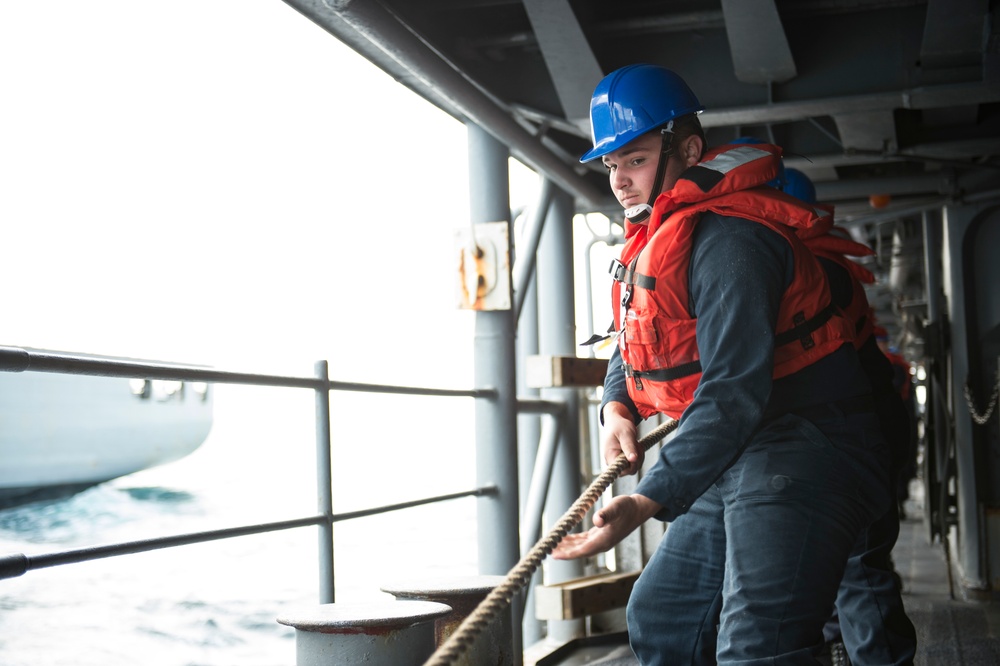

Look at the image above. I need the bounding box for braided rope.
[422,417,678,666]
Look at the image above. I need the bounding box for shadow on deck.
[897,489,1000,665]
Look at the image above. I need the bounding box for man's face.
[601,132,688,212]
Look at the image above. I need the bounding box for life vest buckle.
[609,258,627,282]
[793,311,816,350]
[623,363,643,391]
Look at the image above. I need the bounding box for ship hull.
[0,370,213,507]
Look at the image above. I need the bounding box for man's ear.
[682,136,703,167]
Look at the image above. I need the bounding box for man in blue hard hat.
[554,64,893,665]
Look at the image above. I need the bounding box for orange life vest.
[797,215,877,349]
[610,143,855,420]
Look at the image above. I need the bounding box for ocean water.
[0,383,479,666]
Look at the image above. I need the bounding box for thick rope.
[422,417,679,666]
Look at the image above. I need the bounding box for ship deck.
[532,485,1000,665]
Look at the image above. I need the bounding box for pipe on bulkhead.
[286,0,606,209]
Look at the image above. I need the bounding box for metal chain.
[964,372,1000,425]
[421,417,679,666]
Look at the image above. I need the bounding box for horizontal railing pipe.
[326,380,491,399]
[0,346,493,399]
[0,342,501,629]
[0,486,496,581]
[0,515,327,580]
[330,486,497,522]
[516,398,565,415]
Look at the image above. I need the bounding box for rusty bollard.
[381,575,513,665]
[277,600,451,666]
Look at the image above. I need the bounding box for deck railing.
[0,345,498,603]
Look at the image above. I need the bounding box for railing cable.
[422,417,678,666]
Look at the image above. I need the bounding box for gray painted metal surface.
[382,575,514,665]
[283,0,999,224]
[920,0,988,69]
[515,188,545,648]
[942,206,996,597]
[277,600,450,665]
[468,124,524,660]
[513,179,555,323]
[538,187,585,643]
[280,0,607,210]
[314,360,335,603]
[720,0,797,84]
[469,123,520,577]
[521,0,602,131]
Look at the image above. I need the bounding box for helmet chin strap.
[624,121,675,223]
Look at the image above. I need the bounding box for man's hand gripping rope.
[422,418,678,666]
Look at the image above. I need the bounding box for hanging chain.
[963,372,1000,426]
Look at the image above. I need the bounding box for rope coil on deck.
[422,418,679,666]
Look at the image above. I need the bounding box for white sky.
[0,1,542,385]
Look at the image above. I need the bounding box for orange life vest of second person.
[610,143,855,420]
[797,215,878,349]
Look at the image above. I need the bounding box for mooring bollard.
[277,600,452,666]
[381,575,513,665]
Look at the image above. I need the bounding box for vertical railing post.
[468,123,520,575]
[514,188,545,648]
[538,187,585,641]
[315,360,335,603]
[468,123,522,661]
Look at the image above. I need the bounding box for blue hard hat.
[580,64,704,163]
[783,167,817,204]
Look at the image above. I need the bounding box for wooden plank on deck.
[534,570,640,620]
[526,355,608,388]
